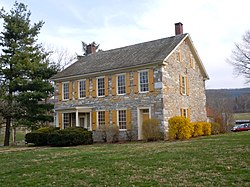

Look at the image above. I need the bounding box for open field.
[234,113,250,120]
[0,132,249,186]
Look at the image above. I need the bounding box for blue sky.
[1,0,250,89]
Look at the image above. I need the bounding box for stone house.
[51,22,209,141]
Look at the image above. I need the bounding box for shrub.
[191,122,204,137]
[25,127,59,146]
[47,127,93,146]
[106,125,119,143]
[168,116,192,140]
[202,122,212,136]
[25,132,48,146]
[211,122,220,135]
[142,118,162,141]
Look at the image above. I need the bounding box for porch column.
[76,110,79,127]
[55,112,59,127]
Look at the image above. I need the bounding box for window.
[176,51,182,62]
[190,54,195,69]
[79,80,86,98]
[118,110,127,130]
[181,76,186,95]
[98,111,105,128]
[139,71,149,92]
[181,108,190,118]
[97,77,105,97]
[63,82,69,100]
[180,75,189,95]
[63,113,70,128]
[117,74,126,95]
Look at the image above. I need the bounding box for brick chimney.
[175,22,183,35]
[86,43,96,55]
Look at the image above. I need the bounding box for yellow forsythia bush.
[202,122,212,136]
[211,122,220,135]
[168,116,192,140]
[191,122,204,137]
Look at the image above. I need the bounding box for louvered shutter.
[112,75,116,96]
[58,82,62,101]
[74,80,78,99]
[92,78,97,98]
[92,111,97,131]
[105,76,109,96]
[105,110,110,128]
[126,72,130,94]
[134,72,139,93]
[149,69,154,92]
[126,109,131,130]
[86,79,90,97]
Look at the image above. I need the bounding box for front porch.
[55,107,92,131]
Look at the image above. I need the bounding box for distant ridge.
[206,88,250,97]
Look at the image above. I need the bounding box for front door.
[79,117,85,128]
[138,108,150,140]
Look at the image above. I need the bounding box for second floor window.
[79,80,86,98]
[97,77,105,97]
[180,75,189,95]
[117,74,126,95]
[63,82,69,100]
[139,71,149,92]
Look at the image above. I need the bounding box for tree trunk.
[12,126,16,145]
[4,117,11,146]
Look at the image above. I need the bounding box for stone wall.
[54,65,164,141]
[162,39,207,132]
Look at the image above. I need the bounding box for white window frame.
[78,79,86,99]
[62,82,69,100]
[117,109,127,130]
[117,73,126,95]
[97,110,105,129]
[139,70,149,93]
[97,77,105,97]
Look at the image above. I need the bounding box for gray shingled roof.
[51,33,188,80]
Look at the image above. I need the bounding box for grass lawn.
[0,132,249,187]
[234,113,250,120]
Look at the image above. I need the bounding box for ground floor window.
[118,110,127,129]
[63,113,70,128]
[98,111,105,128]
[181,108,190,118]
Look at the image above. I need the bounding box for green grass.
[0,132,249,187]
[234,113,250,120]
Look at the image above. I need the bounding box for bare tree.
[45,44,77,70]
[228,30,250,84]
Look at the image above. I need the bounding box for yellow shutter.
[187,108,191,120]
[179,52,182,62]
[92,111,97,131]
[105,110,110,128]
[134,71,139,93]
[86,79,90,97]
[180,108,184,117]
[105,76,109,96]
[58,112,62,129]
[126,109,131,130]
[58,82,62,101]
[179,75,183,95]
[112,75,116,96]
[149,69,154,92]
[112,110,117,127]
[74,80,78,99]
[69,81,73,100]
[186,76,190,96]
[126,72,130,94]
[92,78,96,98]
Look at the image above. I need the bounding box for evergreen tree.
[0,2,58,146]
